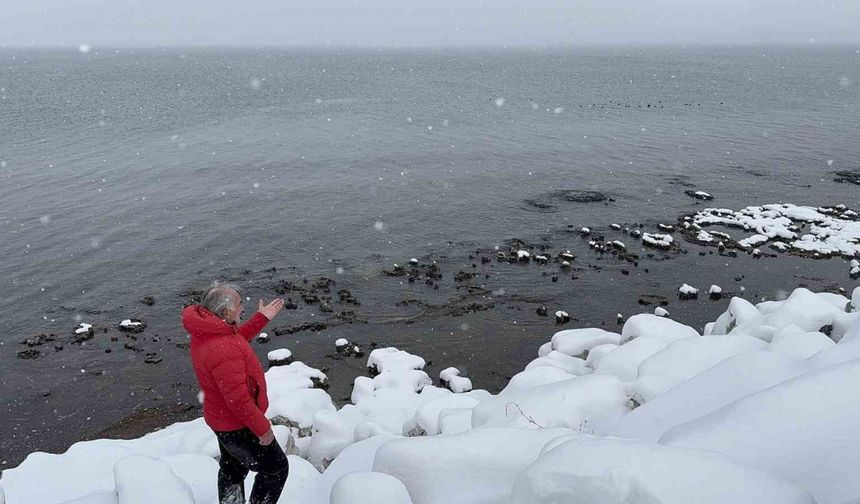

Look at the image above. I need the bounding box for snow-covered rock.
[550,328,621,358]
[267,348,293,366]
[631,335,767,402]
[614,350,806,442]
[620,314,699,344]
[596,336,675,381]
[373,428,570,504]
[368,348,426,374]
[439,367,472,393]
[500,367,573,394]
[524,351,591,376]
[472,375,628,433]
[331,472,413,504]
[113,456,195,504]
[662,357,860,504]
[510,437,814,504]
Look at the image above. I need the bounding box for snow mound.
[331,472,413,504]
[620,314,699,344]
[614,350,806,442]
[550,328,621,357]
[373,428,570,504]
[472,375,628,433]
[113,455,195,504]
[439,367,472,393]
[524,351,591,376]
[510,437,814,504]
[662,357,860,504]
[368,348,426,374]
[632,334,767,402]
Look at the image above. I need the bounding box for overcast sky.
[1,0,858,48]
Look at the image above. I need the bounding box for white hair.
[200,281,240,318]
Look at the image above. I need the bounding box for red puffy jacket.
[182,305,272,436]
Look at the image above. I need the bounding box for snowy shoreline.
[2,286,859,503]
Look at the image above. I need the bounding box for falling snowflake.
[553,107,564,114]
[494,97,505,107]
[335,267,345,275]
[78,44,91,54]
[250,78,262,90]
[39,215,51,225]
[373,221,386,232]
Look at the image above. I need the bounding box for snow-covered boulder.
[373,428,570,504]
[613,350,806,442]
[439,367,472,393]
[510,437,814,504]
[368,348,426,374]
[472,375,628,433]
[267,388,337,434]
[662,357,860,504]
[267,348,293,366]
[620,314,699,344]
[113,456,194,504]
[767,326,836,359]
[584,343,618,369]
[266,361,328,399]
[631,335,767,401]
[160,454,218,504]
[500,367,572,394]
[595,336,674,381]
[331,472,413,504]
[410,392,489,435]
[550,328,621,358]
[524,351,591,376]
[307,435,395,504]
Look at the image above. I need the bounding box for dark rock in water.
[833,170,860,185]
[558,190,608,203]
[536,306,548,317]
[54,344,64,351]
[301,293,320,304]
[819,325,834,337]
[73,330,95,344]
[454,271,476,282]
[273,322,328,336]
[314,277,336,291]
[684,190,714,201]
[709,290,723,301]
[144,353,162,364]
[140,296,156,306]
[124,342,143,352]
[17,348,40,359]
[522,190,608,212]
[551,275,559,283]
[21,334,55,347]
[284,298,298,310]
[319,301,334,313]
[637,295,669,306]
[383,265,407,277]
[338,289,360,305]
[118,319,147,334]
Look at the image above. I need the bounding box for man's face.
[223,290,243,324]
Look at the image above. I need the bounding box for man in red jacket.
[182,282,286,504]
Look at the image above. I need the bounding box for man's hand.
[258,298,285,320]
[258,428,275,446]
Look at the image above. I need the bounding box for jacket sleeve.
[206,343,271,437]
[238,312,270,342]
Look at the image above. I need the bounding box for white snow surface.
[330,472,413,504]
[5,291,860,504]
[511,436,814,504]
[550,327,621,357]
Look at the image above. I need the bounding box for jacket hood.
[182,305,234,339]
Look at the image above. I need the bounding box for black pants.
[214,428,290,504]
